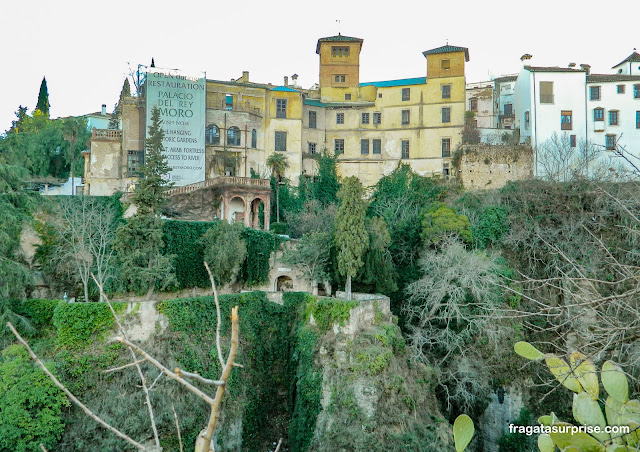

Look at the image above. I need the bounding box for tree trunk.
[83,280,89,303]
[345,275,352,300]
[276,180,280,223]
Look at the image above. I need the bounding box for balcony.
[166,176,270,196]
[92,128,122,141]
[209,100,262,116]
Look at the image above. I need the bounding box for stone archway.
[250,197,268,230]
[276,275,293,292]
[228,196,245,224]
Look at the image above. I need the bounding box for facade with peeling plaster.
[84,35,469,205]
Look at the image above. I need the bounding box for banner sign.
[145,67,206,186]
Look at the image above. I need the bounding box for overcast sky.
[1,0,637,132]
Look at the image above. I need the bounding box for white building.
[511,52,640,178]
[493,75,517,129]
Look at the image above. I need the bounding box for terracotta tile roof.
[422,45,469,62]
[493,75,518,83]
[612,51,640,68]
[316,34,363,54]
[587,74,640,83]
[524,66,586,73]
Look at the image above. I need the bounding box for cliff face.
[299,295,451,451]
[6,293,451,451]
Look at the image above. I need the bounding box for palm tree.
[266,153,288,223]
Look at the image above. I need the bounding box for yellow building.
[303,34,469,187]
[84,34,469,203]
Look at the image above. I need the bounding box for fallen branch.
[7,322,148,452]
[102,359,147,374]
[171,403,184,452]
[175,368,224,385]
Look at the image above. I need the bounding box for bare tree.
[52,197,116,302]
[8,261,240,451]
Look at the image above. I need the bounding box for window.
[606,134,616,150]
[442,107,451,123]
[540,82,554,103]
[401,140,410,159]
[570,135,576,148]
[401,110,410,125]
[561,110,573,130]
[308,142,317,154]
[275,131,287,152]
[361,139,369,155]
[334,75,346,83]
[372,139,381,154]
[205,124,220,145]
[441,59,450,70]
[309,110,317,129]
[127,150,144,176]
[442,84,451,99]
[251,129,257,148]
[609,110,619,125]
[402,88,410,101]
[227,126,241,146]
[470,98,478,112]
[524,111,530,130]
[225,95,233,110]
[373,112,381,124]
[276,99,287,118]
[635,84,640,98]
[618,85,626,94]
[637,111,640,129]
[345,93,351,101]
[442,138,451,157]
[443,163,450,179]
[334,139,344,154]
[590,86,601,101]
[361,113,370,124]
[594,108,604,121]
[332,46,350,57]
[336,112,344,124]
[504,103,513,116]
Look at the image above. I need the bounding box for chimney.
[284,76,289,87]
[242,71,249,83]
[520,53,532,67]
[101,104,107,115]
[580,64,591,75]
[568,62,576,68]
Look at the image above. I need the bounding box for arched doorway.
[276,275,293,292]
[250,197,267,230]
[228,196,245,224]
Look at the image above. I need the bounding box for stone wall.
[455,144,533,190]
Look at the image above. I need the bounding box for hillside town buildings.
[84,34,469,204]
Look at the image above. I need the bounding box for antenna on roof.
[446,38,449,45]
[336,19,341,35]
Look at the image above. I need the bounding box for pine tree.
[36,77,50,117]
[108,104,120,130]
[113,106,175,298]
[120,79,131,98]
[334,176,368,300]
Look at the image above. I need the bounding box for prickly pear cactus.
[515,341,640,451]
[453,414,475,452]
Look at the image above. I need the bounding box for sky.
[1,0,637,133]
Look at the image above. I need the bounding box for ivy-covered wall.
[162,220,283,290]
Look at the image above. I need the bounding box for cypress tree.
[35,77,50,117]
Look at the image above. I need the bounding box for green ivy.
[240,228,283,286]
[162,220,213,289]
[473,205,510,249]
[52,302,125,349]
[303,296,358,331]
[0,345,69,452]
[10,299,60,327]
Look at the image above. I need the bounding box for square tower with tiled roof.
[316,34,364,102]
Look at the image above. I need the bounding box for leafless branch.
[204,261,225,368]
[102,359,147,374]
[171,403,184,452]
[7,322,148,452]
